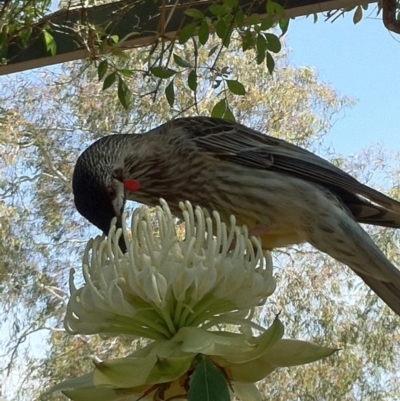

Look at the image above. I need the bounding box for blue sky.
[286,9,400,155]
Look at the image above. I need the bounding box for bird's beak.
[116,213,127,253]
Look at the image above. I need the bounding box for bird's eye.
[107,187,116,200]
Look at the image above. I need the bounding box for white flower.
[47,200,336,401]
[64,199,276,339]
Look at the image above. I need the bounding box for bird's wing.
[170,117,400,221]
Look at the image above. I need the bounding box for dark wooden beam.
[0,0,376,75]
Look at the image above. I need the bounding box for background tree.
[0,36,400,401]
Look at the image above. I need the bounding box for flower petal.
[232,382,263,401]
[263,339,338,367]
[93,340,194,388]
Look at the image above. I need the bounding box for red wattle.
[123,180,140,192]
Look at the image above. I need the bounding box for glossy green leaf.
[256,34,267,64]
[265,33,281,53]
[227,80,246,96]
[222,16,233,47]
[103,72,117,90]
[211,99,226,119]
[279,17,290,35]
[198,21,209,45]
[216,19,228,41]
[173,54,192,68]
[184,8,205,20]
[188,70,198,92]
[97,60,108,81]
[165,80,175,107]
[150,67,177,79]
[187,356,230,401]
[266,52,275,75]
[43,30,56,56]
[118,77,130,110]
[179,23,198,44]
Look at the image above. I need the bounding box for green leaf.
[43,30,56,56]
[103,72,117,90]
[184,8,205,20]
[227,80,246,95]
[279,17,290,35]
[242,30,256,52]
[150,67,177,79]
[266,52,275,74]
[173,54,192,68]
[209,4,231,16]
[0,31,8,58]
[187,356,230,401]
[188,70,198,92]
[119,69,134,77]
[353,5,363,24]
[110,35,119,44]
[208,45,219,58]
[111,49,130,59]
[223,26,232,48]
[235,9,244,28]
[265,33,281,53]
[246,13,260,25]
[179,22,198,44]
[256,34,267,64]
[266,0,285,17]
[97,60,108,81]
[19,27,32,47]
[216,19,228,41]
[118,77,130,109]
[165,80,175,107]
[223,0,238,8]
[211,99,227,118]
[260,16,274,31]
[198,21,209,45]
[223,105,236,122]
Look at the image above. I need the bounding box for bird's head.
[72,136,128,251]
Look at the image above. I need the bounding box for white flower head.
[48,200,337,401]
[65,199,275,339]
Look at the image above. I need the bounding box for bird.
[73,116,400,315]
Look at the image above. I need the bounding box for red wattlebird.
[73,116,400,315]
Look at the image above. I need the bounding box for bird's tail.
[310,214,400,316]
